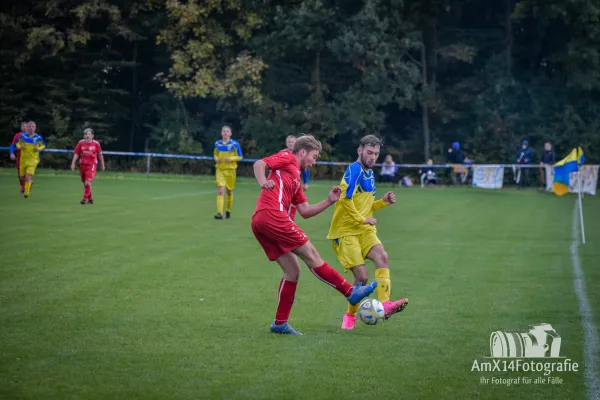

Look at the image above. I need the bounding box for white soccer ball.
[358,298,385,325]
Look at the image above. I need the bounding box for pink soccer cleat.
[341,313,357,330]
[383,298,409,319]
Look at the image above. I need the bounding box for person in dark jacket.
[447,142,467,185]
[540,142,555,190]
[515,139,533,188]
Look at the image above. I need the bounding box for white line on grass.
[571,202,600,400]
[152,191,214,200]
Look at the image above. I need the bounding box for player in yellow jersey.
[214,125,243,219]
[327,135,408,330]
[15,121,45,199]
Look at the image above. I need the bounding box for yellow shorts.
[332,231,382,271]
[216,169,237,191]
[19,163,37,176]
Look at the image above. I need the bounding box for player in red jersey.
[9,122,28,193]
[71,128,105,204]
[252,134,378,335]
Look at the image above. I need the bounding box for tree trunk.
[421,42,431,161]
[505,0,513,76]
[129,42,138,152]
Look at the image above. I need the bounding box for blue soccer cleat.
[270,322,302,335]
[347,281,378,306]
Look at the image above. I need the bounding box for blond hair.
[359,134,384,148]
[293,134,322,154]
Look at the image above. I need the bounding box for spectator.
[447,141,467,185]
[420,159,438,187]
[540,142,555,191]
[380,154,397,183]
[514,139,532,188]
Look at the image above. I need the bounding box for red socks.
[275,279,298,325]
[311,262,353,297]
[84,185,91,200]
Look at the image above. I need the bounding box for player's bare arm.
[71,154,80,171]
[296,187,341,219]
[98,154,106,171]
[253,159,275,189]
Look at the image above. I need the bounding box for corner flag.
[553,147,585,196]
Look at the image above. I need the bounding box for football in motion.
[358,298,385,325]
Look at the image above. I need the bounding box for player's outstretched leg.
[341,265,369,330]
[367,244,409,320]
[293,242,377,305]
[270,252,302,335]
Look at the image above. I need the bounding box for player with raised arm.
[9,122,28,193]
[214,126,243,220]
[327,135,408,330]
[251,135,378,335]
[15,121,45,199]
[71,128,105,204]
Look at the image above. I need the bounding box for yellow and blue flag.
[553,147,585,196]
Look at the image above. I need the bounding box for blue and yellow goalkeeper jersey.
[16,133,45,165]
[327,161,387,239]
[214,139,243,170]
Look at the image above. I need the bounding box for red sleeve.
[12,133,21,144]
[74,142,82,155]
[263,151,292,170]
[292,186,308,205]
[96,142,102,154]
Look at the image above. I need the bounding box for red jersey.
[75,140,102,165]
[254,151,307,215]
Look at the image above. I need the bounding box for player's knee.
[226,189,232,195]
[217,187,225,195]
[377,250,389,268]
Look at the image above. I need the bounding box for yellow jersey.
[214,139,243,170]
[16,133,45,165]
[327,161,387,239]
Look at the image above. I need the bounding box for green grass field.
[1,168,599,400]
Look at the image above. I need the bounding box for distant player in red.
[9,122,28,193]
[252,134,378,335]
[71,128,105,204]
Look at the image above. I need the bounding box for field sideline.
[1,169,599,400]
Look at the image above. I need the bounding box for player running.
[214,125,243,220]
[71,128,105,204]
[252,134,378,335]
[15,121,45,199]
[327,135,408,330]
[9,122,28,193]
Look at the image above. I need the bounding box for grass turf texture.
[1,168,599,400]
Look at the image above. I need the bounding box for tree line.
[1,0,599,167]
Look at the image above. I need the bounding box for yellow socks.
[375,268,391,303]
[347,302,359,316]
[24,181,32,196]
[217,195,224,215]
[226,193,233,212]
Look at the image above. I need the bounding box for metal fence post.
[146,154,151,177]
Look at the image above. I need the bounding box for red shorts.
[80,164,97,182]
[251,209,309,261]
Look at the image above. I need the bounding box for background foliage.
[2,0,599,164]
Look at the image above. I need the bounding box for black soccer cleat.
[214,213,223,220]
[88,199,94,205]
[81,199,87,205]
[226,211,231,219]
[24,195,29,199]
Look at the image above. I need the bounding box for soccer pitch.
[1,169,599,400]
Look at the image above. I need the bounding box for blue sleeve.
[343,164,361,199]
[302,169,310,184]
[9,143,16,155]
[235,141,243,157]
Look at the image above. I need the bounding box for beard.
[360,154,375,168]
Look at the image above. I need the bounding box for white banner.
[545,165,599,195]
[472,165,504,189]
